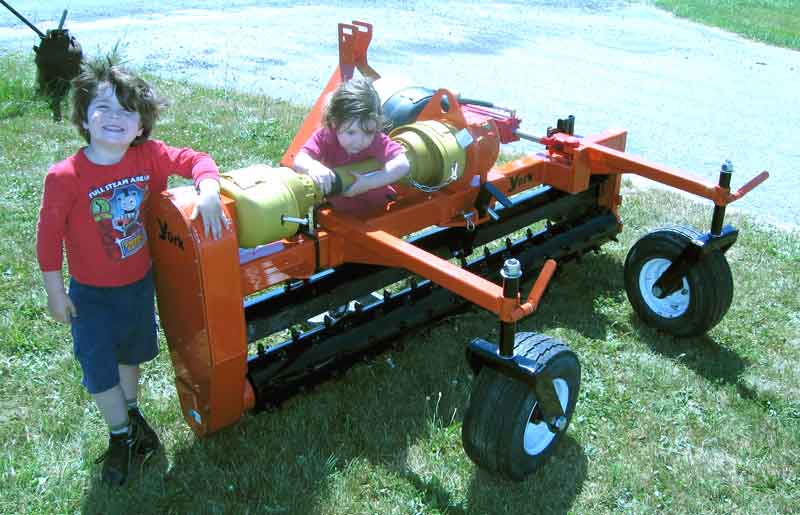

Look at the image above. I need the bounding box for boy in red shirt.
[36,58,227,485]
[292,76,410,216]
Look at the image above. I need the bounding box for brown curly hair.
[71,56,167,145]
[323,76,385,132]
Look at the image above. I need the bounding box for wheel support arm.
[652,224,738,298]
[317,210,557,323]
[653,163,740,298]
[467,338,567,433]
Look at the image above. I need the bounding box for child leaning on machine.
[292,76,410,216]
[36,57,228,486]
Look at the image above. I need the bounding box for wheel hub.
[524,378,569,456]
[640,258,690,318]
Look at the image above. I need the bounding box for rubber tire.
[462,332,580,481]
[624,225,733,337]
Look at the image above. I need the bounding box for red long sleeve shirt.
[36,139,219,287]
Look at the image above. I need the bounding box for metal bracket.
[653,224,739,298]
[467,338,566,433]
[484,181,513,208]
[475,180,513,221]
[338,21,377,81]
[546,115,575,137]
[282,207,322,272]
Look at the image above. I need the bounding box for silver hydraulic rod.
[514,129,547,145]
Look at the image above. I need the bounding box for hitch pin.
[281,215,308,226]
[463,211,476,231]
[283,206,318,237]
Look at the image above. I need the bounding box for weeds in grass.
[0,52,42,119]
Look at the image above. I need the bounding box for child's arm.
[37,167,77,323]
[42,270,76,324]
[342,153,411,197]
[293,151,337,196]
[150,141,227,240]
[190,178,228,240]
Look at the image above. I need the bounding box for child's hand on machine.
[191,178,229,240]
[309,163,337,196]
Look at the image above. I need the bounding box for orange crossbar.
[318,210,557,323]
[318,209,506,316]
[581,141,768,206]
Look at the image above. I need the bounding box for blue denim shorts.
[68,270,159,394]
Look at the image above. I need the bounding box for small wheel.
[462,333,580,481]
[624,225,733,337]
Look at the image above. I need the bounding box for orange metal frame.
[148,20,767,436]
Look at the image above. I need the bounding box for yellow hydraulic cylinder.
[391,120,466,189]
[219,120,468,248]
[219,165,321,248]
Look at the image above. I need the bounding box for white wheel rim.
[639,258,690,318]
[523,378,569,456]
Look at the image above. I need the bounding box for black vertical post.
[711,160,733,236]
[499,258,521,357]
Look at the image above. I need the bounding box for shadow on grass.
[465,436,587,515]
[77,253,620,513]
[521,252,626,340]
[80,448,171,514]
[632,319,758,399]
[400,435,587,515]
[78,331,587,514]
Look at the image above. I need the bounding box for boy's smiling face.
[83,82,143,150]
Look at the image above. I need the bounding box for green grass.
[0,53,42,119]
[1,49,799,515]
[652,0,800,50]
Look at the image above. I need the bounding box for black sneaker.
[96,430,137,486]
[128,407,160,458]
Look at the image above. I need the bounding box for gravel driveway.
[2,0,798,226]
